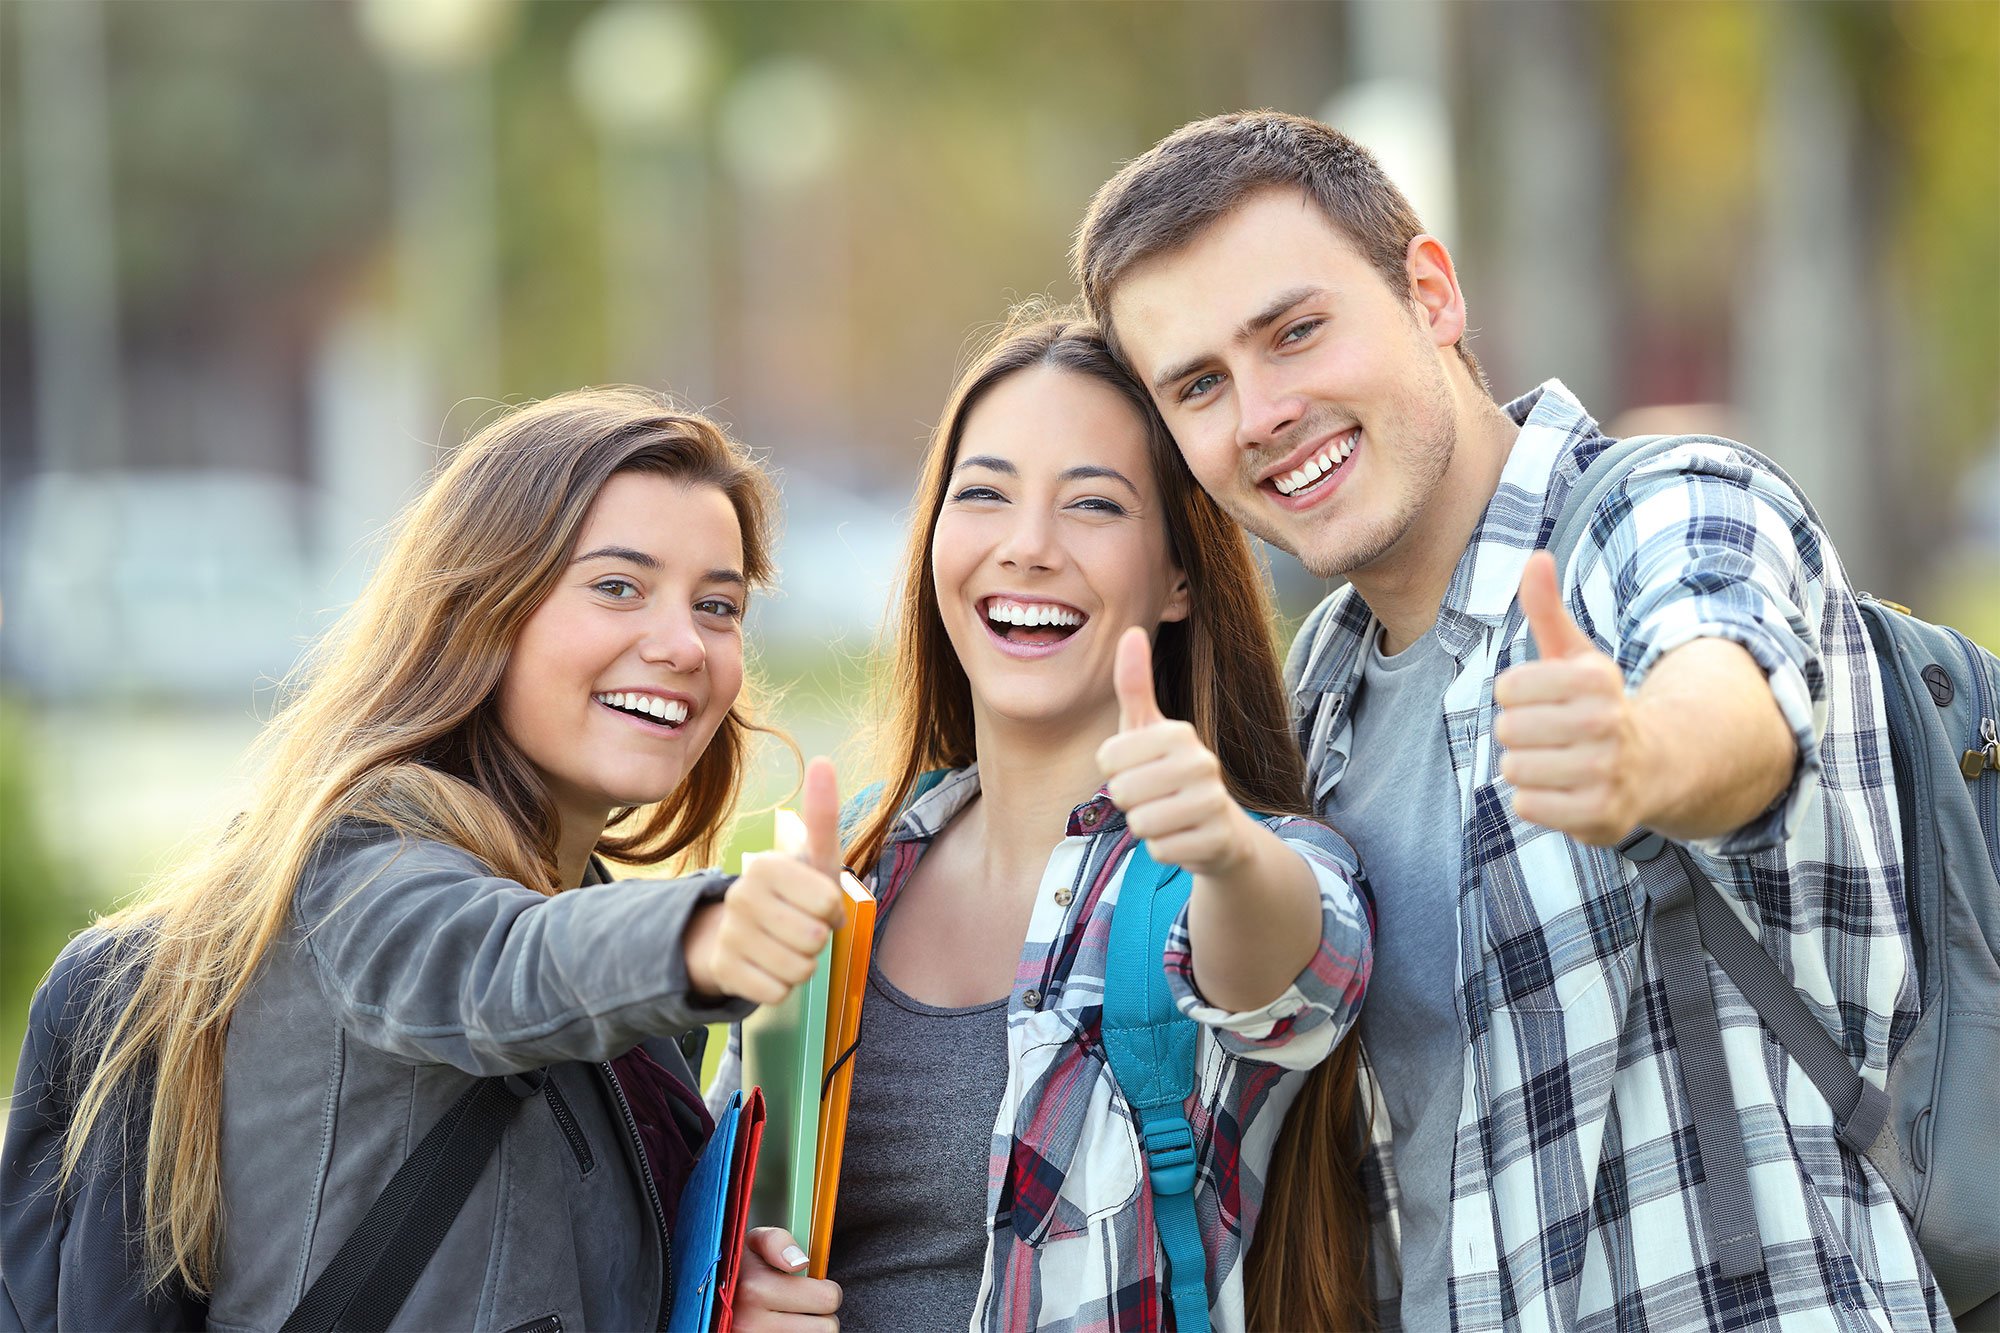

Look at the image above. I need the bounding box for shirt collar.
[1435,378,1605,652]
[886,764,1125,847]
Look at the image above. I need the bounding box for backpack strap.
[1620,833,1897,1275]
[1101,838,1209,1333]
[280,1068,548,1332]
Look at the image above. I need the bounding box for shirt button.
[1022,988,1042,1010]
[1079,806,1101,828]
[1054,888,1074,907]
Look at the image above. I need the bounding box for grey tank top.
[827,962,1009,1332]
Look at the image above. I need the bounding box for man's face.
[1108,187,1461,580]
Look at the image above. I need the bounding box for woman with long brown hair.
[2,388,854,1331]
[735,313,1375,1332]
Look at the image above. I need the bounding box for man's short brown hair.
[1072,109,1485,384]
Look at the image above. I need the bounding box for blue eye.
[1180,372,1223,403]
[1279,318,1322,345]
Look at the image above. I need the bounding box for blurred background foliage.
[2,0,1995,1100]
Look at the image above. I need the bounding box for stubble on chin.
[1255,395,1458,583]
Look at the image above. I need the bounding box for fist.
[1493,552,1649,847]
[684,758,846,1006]
[732,1227,841,1332]
[1095,627,1256,877]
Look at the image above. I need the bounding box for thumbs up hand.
[1492,551,1652,847]
[684,756,849,1006]
[1095,627,1257,878]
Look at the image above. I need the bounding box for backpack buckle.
[1141,1117,1197,1196]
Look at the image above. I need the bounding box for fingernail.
[782,1244,808,1271]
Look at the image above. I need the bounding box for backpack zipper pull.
[1962,716,2000,780]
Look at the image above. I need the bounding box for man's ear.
[1406,234,1468,349]
[1160,568,1191,624]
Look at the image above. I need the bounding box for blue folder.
[667,1090,743,1333]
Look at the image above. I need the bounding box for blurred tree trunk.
[1736,8,1886,589]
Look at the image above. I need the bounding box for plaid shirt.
[1290,382,1948,1332]
[860,766,1371,1332]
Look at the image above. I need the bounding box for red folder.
[711,1086,767,1333]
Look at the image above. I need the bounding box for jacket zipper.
[543,1079,595,1175]
[600,1061,674,1332]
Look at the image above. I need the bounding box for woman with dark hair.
[2,388,852,1331]
[735,315,1375,1332]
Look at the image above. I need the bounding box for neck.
[967,701,1118,887]
[1349,370,1518,655]
[553,807,609,893]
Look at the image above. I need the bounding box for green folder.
[740,928,832,1249]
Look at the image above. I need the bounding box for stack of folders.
[739,809,878,1279]
[668,1085,766,1333]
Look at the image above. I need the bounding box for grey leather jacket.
[204,821,750,1332]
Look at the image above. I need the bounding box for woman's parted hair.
[847,311,1372,1331]
[65,386,779,1294]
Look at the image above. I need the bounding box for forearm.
[1631,637,1797,842]
[1184,818,1323,1013]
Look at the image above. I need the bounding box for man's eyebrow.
[1150,284,1331,393]
[573,544,660,569]
[953,455,1016,475]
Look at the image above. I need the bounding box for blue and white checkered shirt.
[1289,382,1948,1331]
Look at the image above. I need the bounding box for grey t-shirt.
[828,963,1008,1332]
[1323,626,1464,1332]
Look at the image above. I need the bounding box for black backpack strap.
[280,1069,547,1333]
[1621,834,1895,1276]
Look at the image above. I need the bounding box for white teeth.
[1272,431,1359,496]
[985,599,1083,627]
[595,692,690,725]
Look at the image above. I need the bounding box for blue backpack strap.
[1101,838,1209,1333]
[837,768,951,850]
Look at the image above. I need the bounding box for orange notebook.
[807,870,875,1278]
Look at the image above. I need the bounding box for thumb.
[1519,551,1594,661]
[800,756,841,880]
[1114,626,1165,732]
[745,1226,809,1274]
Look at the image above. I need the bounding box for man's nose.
[1232,363,1305,450]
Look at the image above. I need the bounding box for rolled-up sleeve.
[1161,814,1372,1068]
[1590,446,1830,857]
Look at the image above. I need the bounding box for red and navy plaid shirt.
[859,767,1372,1333]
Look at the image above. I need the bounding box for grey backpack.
[1548,434,2000,1321]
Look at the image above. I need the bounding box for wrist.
[682,899,724,997]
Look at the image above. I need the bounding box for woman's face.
[496,472,747,832]
[931,365,1189,736]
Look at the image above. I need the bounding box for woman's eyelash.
[951,485,1003,502]
[697,598,743,619]
[1074,497,1127,515]
[593,577,639,598]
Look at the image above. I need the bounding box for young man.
[1075,112,1947,1332]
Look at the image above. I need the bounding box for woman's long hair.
[847,312,1371,1330]
[63,387,780,1295]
